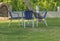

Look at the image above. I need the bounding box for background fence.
[12,6,60,18]
[47,6,60,18]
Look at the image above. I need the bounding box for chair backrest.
[37,10,47,19]
[43,10,48,18]
[9,5,23,19]
[24,10,33,19]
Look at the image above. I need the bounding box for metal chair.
[37,10,48,26]
[23,10,34,28]
[35,5,48,26]
[8,5,23,27]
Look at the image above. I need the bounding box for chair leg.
[28,20,30,25]
[43,19,48,26]
[22,18,24,26]
[23,20,25,28]
[32,19,34,28]
[8,19,12,27]
[36,19,38,27]
[18,19,20,27]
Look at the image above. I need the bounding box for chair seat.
[9,17,22,19]
[23,17,33,20]
[36,16,43,19]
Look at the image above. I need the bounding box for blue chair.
[37,10,48,26]
[35,5,48,26]
[23,10,34,28]
[8,5,23,27]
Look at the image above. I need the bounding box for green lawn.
[0,18,60,41]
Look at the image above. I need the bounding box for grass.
[0,18,60,41]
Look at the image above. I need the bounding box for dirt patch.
[0,17,9,21]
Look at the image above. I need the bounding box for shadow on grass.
[0,27,32,35]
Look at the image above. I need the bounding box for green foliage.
[0,0,60,11]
